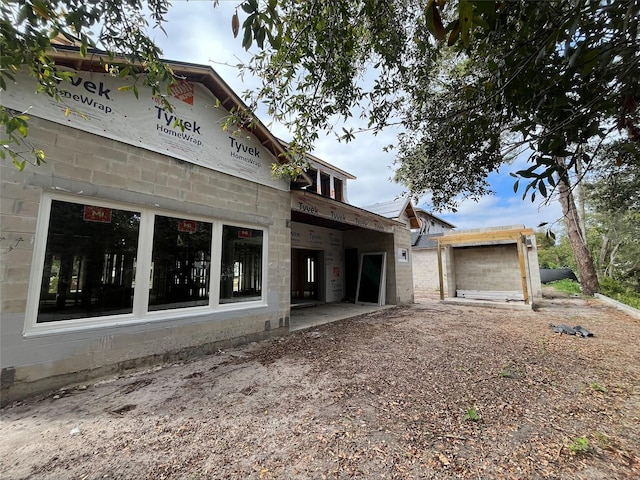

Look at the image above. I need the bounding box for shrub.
[600,277,640,310]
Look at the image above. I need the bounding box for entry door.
[291,249,320,300]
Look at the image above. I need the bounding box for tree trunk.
[556,159,600,295]
[605,242,621,278]
[598,235,610,275]
[575,156,588,246]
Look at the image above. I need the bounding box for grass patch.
[568,436,590,455]
[548,278,582,295]
[463,407,481,422]
[590,382,607,393]
[548,277,640,309]
[499,363,525,378]
[593,432,610,449]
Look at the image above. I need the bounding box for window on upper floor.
[333,178,344,202]
[302,168,345,201]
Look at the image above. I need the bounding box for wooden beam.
[438,228,534,246]
[457,290,524,301]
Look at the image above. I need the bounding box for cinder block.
[153,184,182,200]
[91,171,127,188]
[53,162,93,182]
[110,162,140,180]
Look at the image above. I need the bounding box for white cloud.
[436,193,564,231]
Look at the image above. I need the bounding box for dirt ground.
[1,289,639,480]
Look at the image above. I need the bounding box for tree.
[584,141,640,289]
[233,0,639,295]
[1,0,175,169]
[535,229,575,270]
[3,0,639,295]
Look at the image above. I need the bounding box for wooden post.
[516,234,529,305]
[437,242,444,300]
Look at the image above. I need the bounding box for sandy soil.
[1,290,639,479]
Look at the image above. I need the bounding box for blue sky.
[155,1,563,231]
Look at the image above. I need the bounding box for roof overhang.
[291,191,402,233]
[403,200,420,229]
[279,139,356,180]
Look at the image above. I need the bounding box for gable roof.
[414,207,456,229]
[362,198,420,229]
[46,45,288,164]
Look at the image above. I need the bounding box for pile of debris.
[549,324,594,337]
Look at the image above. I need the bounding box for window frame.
[214,221,269,310]
[24,193,268,336]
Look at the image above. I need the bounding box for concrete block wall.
[343,226,414,305]
[393,227,414,304]
[524,235,543,299]
[452,244,521,292]
[1,117,291,404]
[412,248,448,293]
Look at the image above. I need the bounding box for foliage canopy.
[234,0,639,209]
[3,0,638,209]
[0,0,174,169]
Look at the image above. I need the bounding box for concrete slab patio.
[289,302,394,331]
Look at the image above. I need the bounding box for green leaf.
[256,26,266,48]
[426,1,446,41]
[513,179,519,193]
[447,19,461,46]
[17,4,32,24]
[538,180,547,198]
[458,0,474,48]
[241,0,257,14]
[242,22,253,49]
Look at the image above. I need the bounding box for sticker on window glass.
[83,206,112,223]
[177,219,197,233]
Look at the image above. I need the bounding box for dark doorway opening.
[291,249,320,301]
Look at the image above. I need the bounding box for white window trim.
[215,220,269,309]
[23,193,268,337]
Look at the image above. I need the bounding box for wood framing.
[436,228,535,247]
[436,227,537,306]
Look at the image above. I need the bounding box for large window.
[37,200,140,322]
[30,197,267,330]
[149,216,212,311]
[220,225,263,303]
